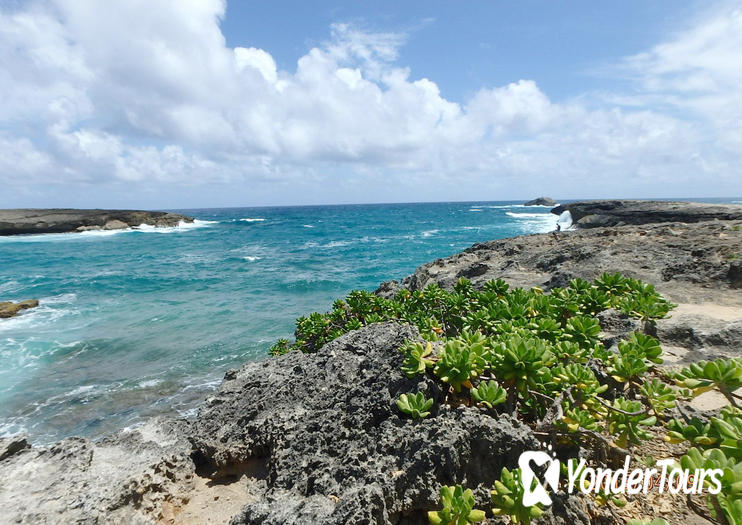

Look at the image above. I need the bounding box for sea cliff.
[1,200,740,524]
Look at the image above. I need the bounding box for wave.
[421,229,439,237]
[243,256,261,262]
[302,224,314,228]
[239,218,266,222]
[506,212,552,218]
[469,208,483,212]
[133,219,216,233]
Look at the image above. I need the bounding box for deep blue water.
[0,199,729,443]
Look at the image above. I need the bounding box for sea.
[0,199,736,443]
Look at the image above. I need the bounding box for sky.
[1,0,741,209]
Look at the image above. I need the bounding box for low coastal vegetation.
[272,273,742,524]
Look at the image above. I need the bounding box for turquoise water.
[0,202,562,443]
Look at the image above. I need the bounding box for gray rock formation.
[0,323,591,524]
[0,209,194,236]
[550,200,742,228]
[524,197,557,206]
[0,299,39,318]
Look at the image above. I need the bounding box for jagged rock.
[0,209,194,235]
[0,434,29,461]
[524,197,557,206]
[0,419,195,524]
[550,200,742,229]
[191,322,577,525]
[0,299,39,318]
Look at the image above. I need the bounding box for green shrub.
[397,392,434,419]
[491,467,544,524]
[428,485,485,525]
[470,380,507,409]
[607,398,656,447]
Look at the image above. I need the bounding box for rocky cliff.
[550,200,742,228]
[0,209,194,235]
[1,202,741,524]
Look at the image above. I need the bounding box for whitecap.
[302,224,314,228]
[243,256,261,262]
[133,219,216,233]
[506,212,551,218]
[469,208,483,212]
[421,229,439,237]
[239,218,266,222]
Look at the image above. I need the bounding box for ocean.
[0,201,592,443]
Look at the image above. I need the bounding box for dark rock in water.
[524,196,557,206]
[0,208,194,235]
[550,200,742,228]
[0,299,39,318]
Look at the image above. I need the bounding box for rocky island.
[0,208,194,236]
[1,200,741,524]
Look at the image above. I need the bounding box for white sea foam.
[506,212,553,218]
[243,256,261,262]
[302,224,314,228]
[421,229,439,237]
[469,208,483,212]
[134,219,216,233]
[239,218,266,222]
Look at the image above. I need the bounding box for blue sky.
[1,0,741,208]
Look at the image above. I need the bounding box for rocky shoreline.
[0,208,194,236]
[1,200,741,524]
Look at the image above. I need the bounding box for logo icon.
[518,444,560,507]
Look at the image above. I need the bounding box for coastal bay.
[1,200,741,523]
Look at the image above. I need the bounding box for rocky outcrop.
[0,323,591,525]
[381,219,742,305]
[0,299,39,318]
[524,196,557,206]
[0,209,194,236]
[550,200,742,228]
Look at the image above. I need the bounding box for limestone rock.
[0,299,39,318]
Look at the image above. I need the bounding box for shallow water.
[0,200,645,442]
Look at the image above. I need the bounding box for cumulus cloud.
[0,0,740,206]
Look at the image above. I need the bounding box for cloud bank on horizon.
[1,0,741,207]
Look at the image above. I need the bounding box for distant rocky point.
[551,199,742,228]
[523,196,557,206]
[0,209,194,236]
[0,299,39,318]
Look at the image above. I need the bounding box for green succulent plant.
[607,397,656,447]
[563,316,602,349]
[397,392,434,419]
[674,358,742,406]
[609,332,663,383]
[269,338,291,356]
[491,467,544,524]
[560,406,600,432]
[640,378,677,417]
[666,417,718,446]
[434,339,486,392]
[593,272,631,297]
[681,447,742,525]
[400,341,435,378]
[493,335,554,395]
[428,485,485,525]
[470,380,507,409]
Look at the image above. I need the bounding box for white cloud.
[0,0,740,206]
